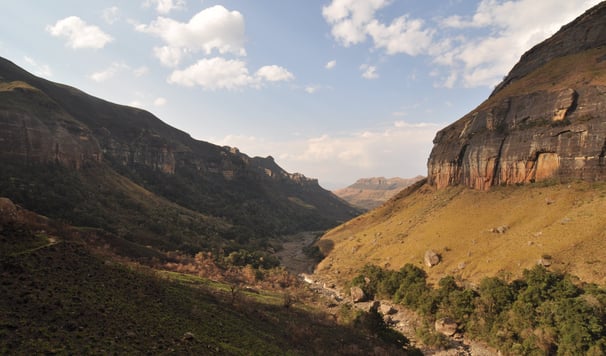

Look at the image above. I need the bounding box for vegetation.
[351,263,606,354]
[0,217,407,355]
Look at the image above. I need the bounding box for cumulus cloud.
[255,65,294,82]
[214,120,442,189]
[144,0,186,14]
[323,0,601,88]
[167,57,293,90]
[23,56,52,77]
[325,60,337,69]
[360,64,378,79]
[134,66,149,77]
[46,16,113,49]
[136,5,246,66]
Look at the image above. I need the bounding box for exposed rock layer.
[428,2,606,190]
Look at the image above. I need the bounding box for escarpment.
[428,2,606,190]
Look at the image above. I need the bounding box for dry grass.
[316,181,606,286]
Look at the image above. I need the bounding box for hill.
[0,57,360,256]
[315,2,606,286]
[333,176,424,210]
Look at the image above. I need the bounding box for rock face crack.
[491,135,508,186]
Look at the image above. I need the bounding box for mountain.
[315,2,606,286]
[428,2,606,190]
[333,176,424,210]
[0,56,360,255]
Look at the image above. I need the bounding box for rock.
[435,317,458,337]
[0,198,17,222]
[424,250,440,267]
[538,258,552,267]
[182,332,195,341]
[379,303,397,315]
[350,286,367,303]
[492,225,509,234]
[427,2,606,191]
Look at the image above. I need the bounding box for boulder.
[379,303,397,315]
[435,317,458,337]
[350,286,367,303]
[424,250,440,267]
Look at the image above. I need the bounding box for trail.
[11,236,60,256]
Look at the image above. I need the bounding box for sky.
[0,0,601,189]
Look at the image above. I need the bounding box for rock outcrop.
[428,2,606,190]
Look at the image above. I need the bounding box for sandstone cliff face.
[428,2,606,190]
[0,83,102,168]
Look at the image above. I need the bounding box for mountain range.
[0,57,360,255]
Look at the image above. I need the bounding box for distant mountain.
[333,176,424,210]
[0,56,360,255]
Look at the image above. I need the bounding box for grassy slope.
[0,218,405,355]
[316,180,606,286]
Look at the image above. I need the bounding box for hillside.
[315,2,606,287]
[334,176,424,210]
[0,198,407,354]
[0,57,360,255]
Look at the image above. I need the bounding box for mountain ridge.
[0,56,360,254]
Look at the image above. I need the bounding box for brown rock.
[424,250,440,267]
[435,317,458,337]
[350,286,367,303]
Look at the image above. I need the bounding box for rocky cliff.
[428,1,606,190]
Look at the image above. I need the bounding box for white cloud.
[89,62,128,82]
[46,16,113,49]
[136,5,246,66]
[360,64,378,79]
[323,0,601,88]
[153,46,186,67]
[23,56,52,77]
[322,0,390,46]
[89,63,149,82]
[168,58,253,89]
[255,65,294,82]
[167,57,293,90]
[366,16,434,56]
[102,6,120,24]
[144,0,186,14]
[214,121,442,189]
[325,60,337,69]
[154,97,168,106]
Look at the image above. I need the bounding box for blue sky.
[0,0,600,189]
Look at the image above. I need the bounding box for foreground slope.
[316,2,606,286]
[0,57,359,253]
[0,198,405,355]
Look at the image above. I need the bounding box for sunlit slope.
[316,180,606,285]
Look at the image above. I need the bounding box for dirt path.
[274,231,321,275]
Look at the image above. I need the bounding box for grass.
[0,215,409,355]
[316,181,606,287]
